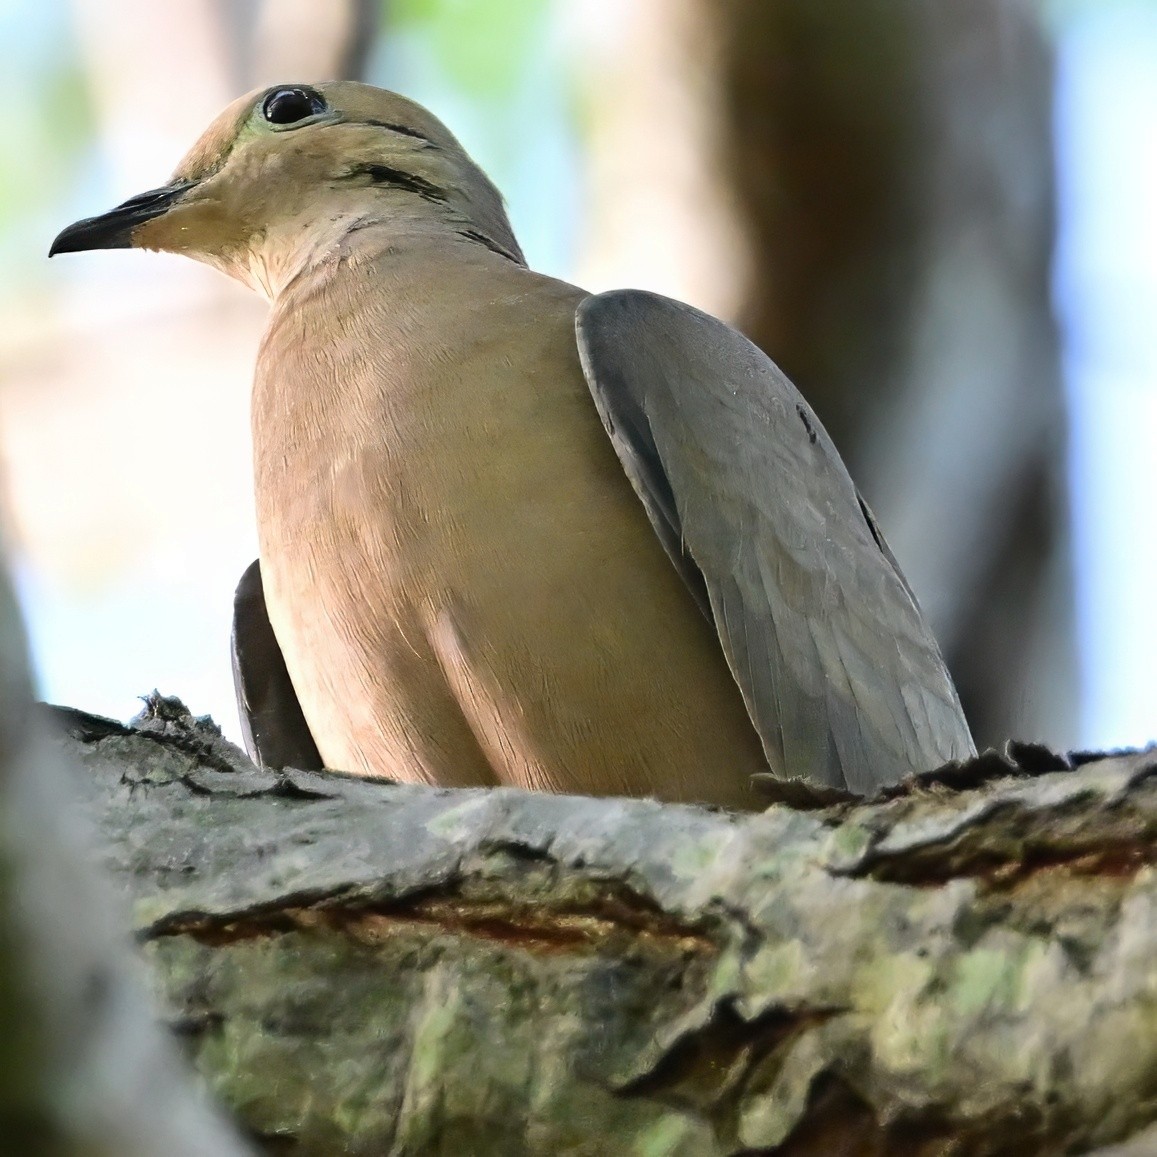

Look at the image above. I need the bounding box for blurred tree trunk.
[580,0,1073,751]
[714,0,1072,752]
[229,0,381,88]
[0,540,249,1156]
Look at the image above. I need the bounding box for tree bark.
[45,694,1157,1156]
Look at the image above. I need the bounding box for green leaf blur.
[390,0,551,99]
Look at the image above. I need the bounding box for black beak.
[49,180,197,256]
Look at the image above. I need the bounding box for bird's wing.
[231,559,324,771]
[575,289,975,793]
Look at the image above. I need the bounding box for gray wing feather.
[231,559,324,772]
[575,289,975,792]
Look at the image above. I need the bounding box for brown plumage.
[50,82,974,807]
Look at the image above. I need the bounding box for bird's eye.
[261,86,327,126]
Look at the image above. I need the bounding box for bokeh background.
[1,0,1154,754]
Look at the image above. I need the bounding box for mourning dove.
[50,81,975,807]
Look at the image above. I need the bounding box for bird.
[50,81,975,808]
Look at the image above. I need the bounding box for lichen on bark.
[42,696,1157,1156]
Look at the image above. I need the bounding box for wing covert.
[575,289,974,792]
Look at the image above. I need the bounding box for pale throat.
[236,203,384,300]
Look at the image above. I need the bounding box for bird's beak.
[49,180,198,256]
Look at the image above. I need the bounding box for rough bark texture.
[45,694,1157,1156]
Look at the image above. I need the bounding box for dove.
[51,82,974,806]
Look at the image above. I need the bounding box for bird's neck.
[237,205,474,301]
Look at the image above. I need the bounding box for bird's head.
[49,81,523,297]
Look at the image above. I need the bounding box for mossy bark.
[44,696,1157,1156]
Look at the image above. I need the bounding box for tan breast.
[249,233,769,809]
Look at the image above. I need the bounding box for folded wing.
[232,559,324,771]
[575,289,975,793]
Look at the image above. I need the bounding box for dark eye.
[261,86,327,126]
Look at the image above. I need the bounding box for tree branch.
[45,695,1157,1155]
